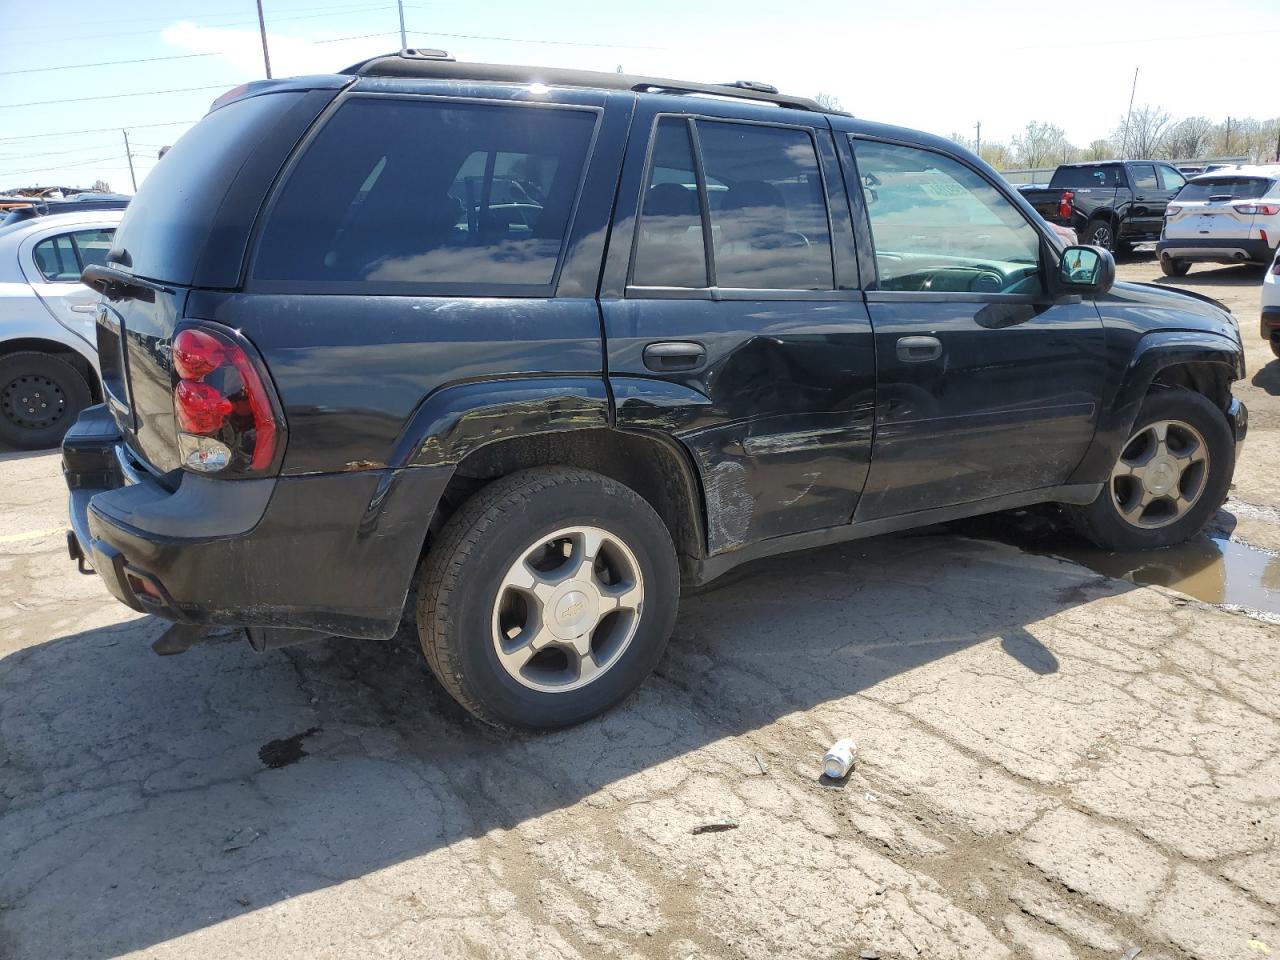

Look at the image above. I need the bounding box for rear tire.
[1066,388,1234,552]
[1160,255,1191,277]
[417,467,679,731]
[0,351,92,450]
[1086,219,1116,252]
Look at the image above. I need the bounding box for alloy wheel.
[1110,418,1210,529]
[491,525,644,693]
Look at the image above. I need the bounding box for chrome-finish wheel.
[491,525,644,693]
[1110,419,1210,529]
[1089,224,1113,249]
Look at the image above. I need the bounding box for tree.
[91,179,112,193]
[1163,117,1213,160]
[813,91,844,112]
[1012,121,1069,168]
[979,142,1014,170]
[1115,104,1172,158]
[1083,139,1115,161]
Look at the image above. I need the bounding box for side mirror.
[1057,244,1114,296]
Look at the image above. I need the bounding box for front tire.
[1160,255,1190,277]
[0,351,92,450]
[417,467,679,730]
[1066,389,1234,552]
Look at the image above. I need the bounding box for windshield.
[1050,166,1121,189]
[1176,177,1276,201]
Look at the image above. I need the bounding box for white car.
[1263,244,1280,357]
[0,210,121,448]
[1158,166,1280,276]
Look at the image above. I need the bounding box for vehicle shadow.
[0,531,1128,958]
[1252,359,1280,396]
[1154,264,1265,287]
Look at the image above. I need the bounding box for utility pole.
[396,0,407,50]
[1121,67,1138,159]
[256,0,272,79]
[1224,116,1232,154]
[121,129,137,192]
[974,120,981,157]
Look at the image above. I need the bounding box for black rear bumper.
[63,405,450,639]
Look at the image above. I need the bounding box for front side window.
[1158,165,1186,192]
[853,139,1042,293]
[254,98,598,290]
[1130,163,1159,191]
[32,228,116,282]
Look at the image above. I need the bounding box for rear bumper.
[63,405,449,639]
[1158,237,1275,264]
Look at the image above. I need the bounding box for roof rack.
[341,51,834,114]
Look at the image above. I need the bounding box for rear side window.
[1177,177,1277,201]
[32,228,116,282]
[254,97,598,292]
[1051,166,1121,189]
[629,117,834,291]
[1130,163,1159,191]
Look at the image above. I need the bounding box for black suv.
[64,52,1247,730]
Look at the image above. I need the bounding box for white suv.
[1158,165,1280,276]
[1263,244,1280,357]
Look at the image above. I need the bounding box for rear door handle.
[643,341,705,372]
[896,335,942,363]
[70,304,97,313]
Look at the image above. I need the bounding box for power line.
[0,119,200,145]
[1,155,127,178]
[0,52,217,77]
[407,27,662,50]
[0,84,231,111]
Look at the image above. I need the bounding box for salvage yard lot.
[1,253,1278,959]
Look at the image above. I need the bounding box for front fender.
[1068,330,1243,484]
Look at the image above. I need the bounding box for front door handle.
[896,335,942,363]
[643,341,706,372]
[70,304,97,313]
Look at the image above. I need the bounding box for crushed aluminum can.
[822,738,857,779]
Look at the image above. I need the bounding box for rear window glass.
[1176,177,1276,201]
[1050,166,1122,189]
[254,98,598,291]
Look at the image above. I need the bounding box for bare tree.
[813,91,844,112]
[91,179,112,193]
[1115,105,1172,158]
[1083,139,1115,161]
[1013,121,1069,168]
[1163,117,1213,160]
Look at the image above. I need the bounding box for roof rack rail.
[341,52,839,114]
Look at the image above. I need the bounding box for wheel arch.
[0,336,102,401]
[1067,331,1243,484]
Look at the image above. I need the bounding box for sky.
[2,0,1277,193]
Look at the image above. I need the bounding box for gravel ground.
[0,251,1277,959]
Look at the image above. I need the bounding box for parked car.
[64,53,1246,730]
[0,194,129,228]
[1262,245,1280,357]
[1018,160,1187,253]
[1158,167,1280,276]
[0,210,120,448]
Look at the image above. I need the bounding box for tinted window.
[1051,165,1122,189]
[631,118,708,288]
[1130,163,1159,191]
[1158,165,1186,191]
[73,229,115,270]
[255,98,598,290]
[854,139,1042,293]
[33,235,79,281]
[697,121,834,290]
[1177,176,1277,201]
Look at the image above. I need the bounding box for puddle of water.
[954,513,1280,616]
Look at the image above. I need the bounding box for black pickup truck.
[1020,161,1188,253]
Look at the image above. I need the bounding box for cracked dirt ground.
[2,257,1279,959]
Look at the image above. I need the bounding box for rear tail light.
[1058,190,1073,220]
[1233,203,1280,215]
[172,325,282,475]
[1166,205,1182,216]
